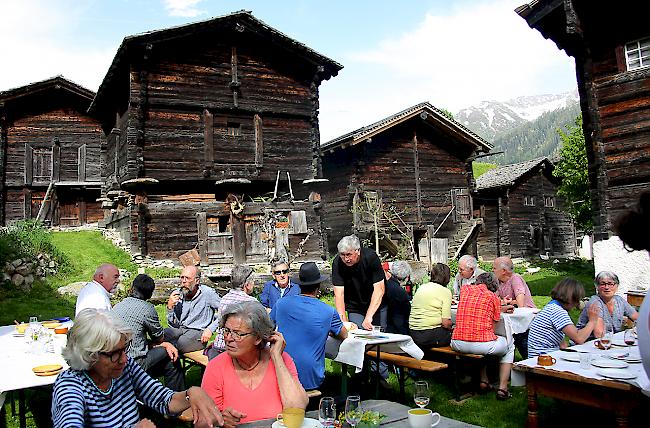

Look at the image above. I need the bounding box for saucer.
[597,368,637,380]
[271,417,323,428]
[591,358,628,369]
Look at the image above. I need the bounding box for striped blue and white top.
[527,300,573,358]
[52,358,175,427]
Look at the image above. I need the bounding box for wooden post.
[254,114,263,168]
[231,213,247,264]
[24,189,32,219]
[204,109,214,176]
[0,103,7,225]
[78,144,87,182]
[52,139,61,182]
[196,212,208,266]
[24,145,33,185]
[413,132,422,224]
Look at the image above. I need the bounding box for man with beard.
[164,265,221,353]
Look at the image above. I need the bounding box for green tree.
[553,115,592,231]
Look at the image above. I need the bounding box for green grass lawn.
[3,230,630,428]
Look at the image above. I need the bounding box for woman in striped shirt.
[52,309,223,427]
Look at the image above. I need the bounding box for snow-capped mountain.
[455,90,579,141]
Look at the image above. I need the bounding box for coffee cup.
[537,354,556,366]
[408,408,440,428]
[276,407,305,428]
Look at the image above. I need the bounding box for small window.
[524,195,535,206]
[227,122,241,137]
[544,196,555,208]
[625,37,650,71]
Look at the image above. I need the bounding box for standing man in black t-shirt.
[332,235,387,331]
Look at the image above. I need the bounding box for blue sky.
[1,0,576,141]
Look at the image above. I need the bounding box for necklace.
[83,371,114,395]
[234,349,262,372]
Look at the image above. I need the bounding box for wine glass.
[414,380,430,408]
[624,329,636,346]
[345,395,361,428]
[600,324,613,350]
[318,397,336,428]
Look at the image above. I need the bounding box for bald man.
[75,263,120,315]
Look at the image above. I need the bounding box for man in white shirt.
[75,263,120,315]
[452,255,485,298]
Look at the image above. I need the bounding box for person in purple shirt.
[260,260,300,312]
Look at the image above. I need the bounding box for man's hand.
[222,407,247,428]
[167,290,181,310]
[134,419,156,428]
[362,317,374,331]
[201,328,213,344]
[501,304,515,314]
[158,341,179,362]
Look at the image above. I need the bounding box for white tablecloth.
[0,323,70,406]
[514,331,650,394]
[325,331,424,373]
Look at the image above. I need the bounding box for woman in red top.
[201,301,308,427]
[451,272,515,400]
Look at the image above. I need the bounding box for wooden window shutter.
[254,114,263,167]
[78,144,87,181]
[25,144,33,185]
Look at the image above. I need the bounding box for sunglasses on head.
[273,269,289,275]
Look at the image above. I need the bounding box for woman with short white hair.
[52,309,222,428]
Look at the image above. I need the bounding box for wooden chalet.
[0,76,103,226]
[88,11,342,264]
[474,157,577,259]
[517,0,650,242]
[320,102,493,262]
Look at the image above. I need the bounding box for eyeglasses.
[273,269,289,275]
[222,327,254,341]
[598,282,617,288]
[100,341,131,363]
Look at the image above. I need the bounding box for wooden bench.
[427,346,485,400]
[180,350,209,381]
[365,350,448,400]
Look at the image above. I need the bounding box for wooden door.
[451,188,472,222]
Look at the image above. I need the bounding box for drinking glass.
[624,329,636,346]
[600,325,613,350]
[345,395,361,428]
[414,380,430,408]
[29,316,39,328]
[318,397,336,428]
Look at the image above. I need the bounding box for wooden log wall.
[118,39,317,184]
[476,197,510,260]
[322,121,475,253]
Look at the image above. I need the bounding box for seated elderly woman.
[451,272,515,400]
[409,263,453,348]
[52,309,222,428]
[528,278,599,357]
[577,271,638,337]
[201,301,308,427]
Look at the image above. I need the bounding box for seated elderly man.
[452,255,485,298]
[271,262,348,390]
[260,260,300,312]
[492,256,536,358]
[165,265,221,353]
[206,264,258,360]
[112,274,185,391]
[75,263,121,315]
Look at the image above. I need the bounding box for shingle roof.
[0,75,95,102]
[475,157,551,190]
[322,102,492,153]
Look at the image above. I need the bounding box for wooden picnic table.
[239,399,480,427]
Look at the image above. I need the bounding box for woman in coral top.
[201,301,307,427]
[451,272,515,400]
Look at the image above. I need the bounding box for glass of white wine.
[414,380,430,408]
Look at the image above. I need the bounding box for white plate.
[591,358,629,369]
[559,352,580,362]
[272,417,323,428]
[597,368,637,380]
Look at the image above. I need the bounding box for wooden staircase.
[449,219,483,260]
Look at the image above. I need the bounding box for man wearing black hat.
[270,262,348,390]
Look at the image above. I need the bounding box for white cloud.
[318,0,576,141]
[163,0,205,18]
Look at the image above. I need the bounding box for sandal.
[496,388,512,401]
[478,381,493,394]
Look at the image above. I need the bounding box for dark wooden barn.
[320,102,493,262]
[88,11,341,264]
[0,76,103,226]
[474,157,577,260]
[516,0,650,243]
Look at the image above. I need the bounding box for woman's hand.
[134,419,156,428]
[268,332,286,360]
[157,341,179,362]
[186,387,224,428]
[222,407,247,428]
[587,302,601,322]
